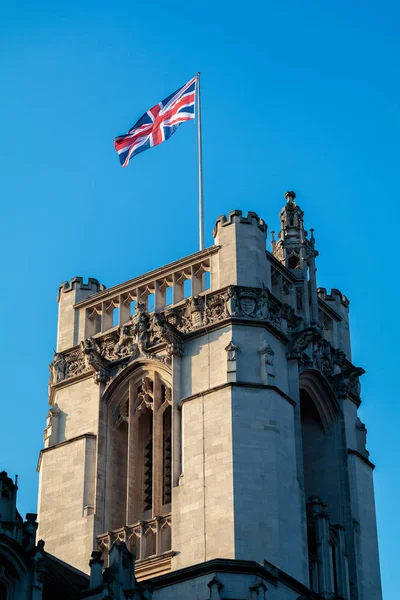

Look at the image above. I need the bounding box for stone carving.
[227,286,268,319]
[290,323,365,401]
[250,578,268,599]
[81,337,110,384]
[136,377,154,413]
[205,292,229,325]
[114,323,138,358]
[332,366,365,399]
[49,303,183,388]
[280,302,303,332]
[287,325,322,360]
[49,285,362,400]
[32,539,46,590]
[113,397,129,427]
[208,575,224,600]
[150,312,184,356]
[49,353,66,384]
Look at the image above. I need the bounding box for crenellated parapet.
[317,287,351,358]
[57,277,106,302]
[212,210,267,237]
[57,277,107,353]
[317,287,350,308]
[212,210,270,290]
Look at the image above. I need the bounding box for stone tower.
[37,193,382,600]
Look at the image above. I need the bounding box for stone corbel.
[208,575,224,600]
[250,578,268,600]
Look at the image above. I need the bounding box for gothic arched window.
[300,376,348,597]
[104,365,172,560]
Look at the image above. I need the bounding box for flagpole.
[196,72,204,251]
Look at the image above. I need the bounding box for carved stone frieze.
[287,325,322,360]
[288,323,365,400]
[49,303,183,388]
[49,285,332,390]
[227,286,268,319]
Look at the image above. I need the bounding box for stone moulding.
[49,284,363,404]
[49,285,302,395]
[37,433,96,471]
[148,557,325,599]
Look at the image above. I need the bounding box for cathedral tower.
[37,193,382,600]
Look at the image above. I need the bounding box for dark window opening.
[162,406,172,505]
[288,254,300,269]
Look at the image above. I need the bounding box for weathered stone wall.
[54,377,100,441]
[37,436,96,571]
[181,326,232,398]
[172,386,235,569]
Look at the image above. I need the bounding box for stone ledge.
[136,550,175,581]
[180,382,296,408]
[347,448,375,470]
[150,557,324,599]
[37,433,96,471]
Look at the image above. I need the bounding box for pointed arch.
[0,540,29,582]
[299,369,340,432]
[103,358,172,406]
[102,357,173,562]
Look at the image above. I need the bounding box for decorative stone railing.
[49,285,303,389]
[49,283,363,402]
[97,514,171,566]
[73,247,218,338]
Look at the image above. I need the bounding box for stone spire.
[272,191,312,269]
[271,191,319,323]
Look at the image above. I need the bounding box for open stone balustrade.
[97,514,172,572]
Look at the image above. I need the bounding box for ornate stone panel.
[49,284,360,399]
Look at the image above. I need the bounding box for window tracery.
[104,366,172,562]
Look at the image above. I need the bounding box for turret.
[212,210,270,290]
[57,277,105,352]
[272,191,319,324]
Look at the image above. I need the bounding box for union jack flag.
[114,76,196,168]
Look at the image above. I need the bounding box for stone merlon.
[57,277,106,302]
[212,210,267,238]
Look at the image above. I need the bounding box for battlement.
[318,287,350,308]
[212,210,266,238]
[58,277,106,302]
[212,210,269,290]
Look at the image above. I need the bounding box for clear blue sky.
[1,1,398,596]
